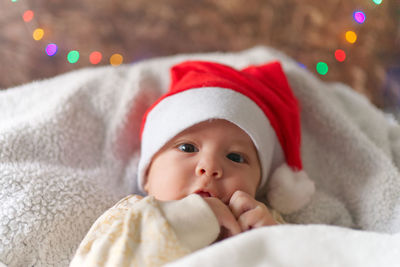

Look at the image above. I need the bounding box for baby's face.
[144,119,261,204]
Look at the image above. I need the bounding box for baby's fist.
[229,191,277,231]
[203,197,241,240]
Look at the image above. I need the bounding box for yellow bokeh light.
[110,54,123,66]
[345,31,357,44]
[33,28,44,41]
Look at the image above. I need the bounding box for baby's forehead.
[171,119,255,146]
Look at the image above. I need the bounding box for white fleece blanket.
[1,46,400,266]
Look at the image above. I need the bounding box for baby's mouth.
[195,191,211,198]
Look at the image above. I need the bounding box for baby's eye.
[227,153,245,163]
[178,143,199,153]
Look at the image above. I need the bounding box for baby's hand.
[229,190,277,231]
[203,197,242,240]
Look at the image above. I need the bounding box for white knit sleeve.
[158,194,220,251]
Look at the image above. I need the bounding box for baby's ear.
[143,182,149,193]
[143,169,150,193]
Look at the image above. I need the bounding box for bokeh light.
[316,62,329,75]
[353,11,366,24]
[45,43,58,56]
[12,0,18,2]
[297,62,306,69]
[110,53,123,66]
[335,49,346,62]
[32,28,44,41]
[89,51,102,65]
[67,50,80,64]
[23,10,34,22]
[345,31,357,44]
[373,0,382,4]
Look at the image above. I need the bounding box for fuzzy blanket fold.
[1,46,400,266]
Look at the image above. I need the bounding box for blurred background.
[1,0,399,112]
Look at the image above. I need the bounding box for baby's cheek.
[221,184,248,202]
[229,171,259,193]
[160,181,191,200]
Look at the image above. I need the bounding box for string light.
[89,51,102,65]
[32,28,44,41]
[67,50,80,64]
[353,11,366,24]
[23,10,34,22]
[110,53,123,66]
[17,6,125,66]
[15,2,383,73]
[345,31,357,44]
[316,62,329,75]
[45,43,58,56]
[335,49,346,62]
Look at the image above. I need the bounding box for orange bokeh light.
[110,53,123,66]
[345,31,357,44]
[33,28,44,41]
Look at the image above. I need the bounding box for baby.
[70,60,315,267]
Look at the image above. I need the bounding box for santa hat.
[137,60,315,214]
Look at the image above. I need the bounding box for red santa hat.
[137,60,315,214]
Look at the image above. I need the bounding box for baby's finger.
[220,212,242,237]
[204,197,241,239]
[229,191,258,219]
[238,205,277,231]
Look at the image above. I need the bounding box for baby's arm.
[70,194,221,267]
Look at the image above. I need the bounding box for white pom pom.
[267,163,315,214]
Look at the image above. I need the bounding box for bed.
[0,46,399,266]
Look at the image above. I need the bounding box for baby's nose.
[197,168,222,178]
[195,159,223,179]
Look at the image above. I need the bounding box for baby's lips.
[196,191,212,198]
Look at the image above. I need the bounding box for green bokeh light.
[316,62,328,75]
[67,50,80,64]
[373,0,382,4]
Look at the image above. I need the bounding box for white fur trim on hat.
[267,163,316,214]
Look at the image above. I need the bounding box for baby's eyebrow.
[230,139,252,147]
[171,135,194,142]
